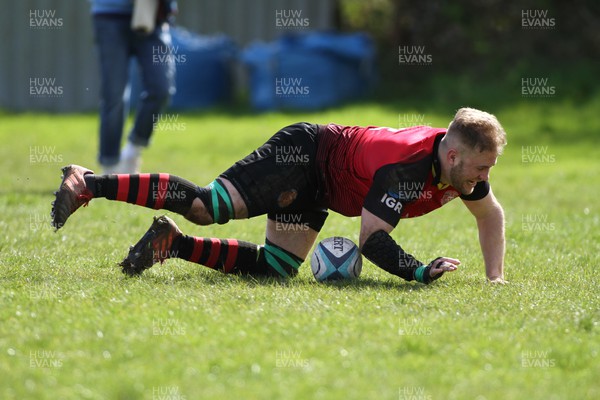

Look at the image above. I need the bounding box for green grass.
[0,99,599,400]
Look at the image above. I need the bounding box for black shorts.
[220,122,329,231]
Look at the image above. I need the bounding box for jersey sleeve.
[363,163,425,226]
[460,180,490,201]
[363,186,402,227]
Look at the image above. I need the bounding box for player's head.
[446,107,507,155]
[440,108,507,195]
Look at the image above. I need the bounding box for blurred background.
[2,0,597,114]
[1,4,599,398]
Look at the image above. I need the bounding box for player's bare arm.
[359,208,459,283]
[462,189,506,283]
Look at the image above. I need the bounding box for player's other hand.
[429,257,460,278]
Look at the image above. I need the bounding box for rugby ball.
[310,237,362,282]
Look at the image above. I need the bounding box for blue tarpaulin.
[129,27,236,110]
[242,32,375,110]
[169,28,236,109]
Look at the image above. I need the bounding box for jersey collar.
[432,133,450,189]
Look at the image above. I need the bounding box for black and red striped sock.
[172,236,261,274]
[171,236,303,277]
[84,173,199,215]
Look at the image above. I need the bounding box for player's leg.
[120,213,261,276]
[50,165,247,230]
[82,172,244,223]
[256,210,328,277]
[118,122,328,276]
[117,152,328,276]
[119,210,328,277]
[51,122,320,230]
[169,122,327,277]
[173,210,328,277]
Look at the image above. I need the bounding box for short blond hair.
[446,107,507,154]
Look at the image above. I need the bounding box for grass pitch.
[0,100,599,399]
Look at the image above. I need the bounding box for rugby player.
[51,107,507,284]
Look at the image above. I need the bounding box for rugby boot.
[51,165,94,231]
[120,215,182,276]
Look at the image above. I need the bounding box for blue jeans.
[93,14,175,166]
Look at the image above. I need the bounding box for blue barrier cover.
[129,27,236,110]
[242,32,375,110]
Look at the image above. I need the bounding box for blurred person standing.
[91,0,177,174]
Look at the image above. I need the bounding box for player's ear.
[446,148,459,166]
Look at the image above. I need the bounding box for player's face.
[450,150,497,195]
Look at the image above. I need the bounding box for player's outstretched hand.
[428,257,460,279]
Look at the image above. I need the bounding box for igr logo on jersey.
[381,192,402,213]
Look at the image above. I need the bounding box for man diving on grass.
[51,107,507,285]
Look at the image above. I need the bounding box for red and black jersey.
[316,123,489,227]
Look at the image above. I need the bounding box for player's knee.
[184,198,213,225]
[194,179,235,225]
